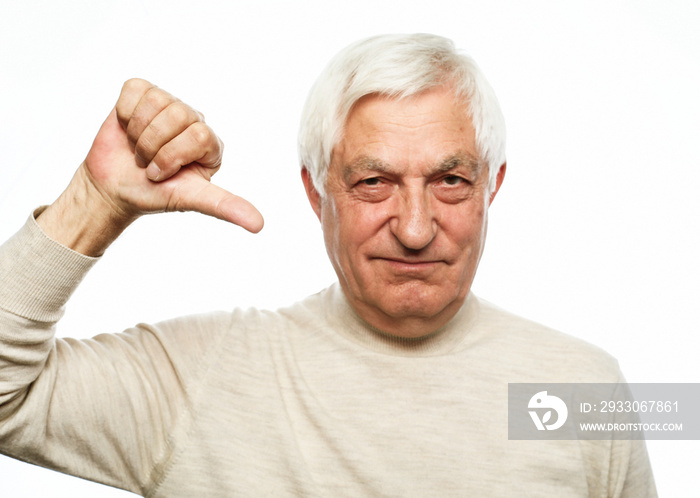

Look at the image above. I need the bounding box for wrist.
[36,163,137,256]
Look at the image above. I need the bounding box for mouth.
[372,257,444,274]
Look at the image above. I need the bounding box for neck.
[326,284,478,357]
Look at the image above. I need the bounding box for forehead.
[333,86,478,171]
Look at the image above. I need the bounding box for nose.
[390,188,437,250]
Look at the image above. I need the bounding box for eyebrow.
[435,153,482,174]
[342,157,391,182]
[342,153,483,182]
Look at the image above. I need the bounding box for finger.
[126,86,179,154]
[146,122,223,181]
[115,78,156,130]
[174,176,264,233]
[134,101,202,169]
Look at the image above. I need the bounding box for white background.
[1,0,698,495]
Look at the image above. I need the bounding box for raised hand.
[37,79,264,256]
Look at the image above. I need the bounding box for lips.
[372,257,444,274]
[380,257,440,265]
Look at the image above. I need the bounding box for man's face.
[303,86,504,338]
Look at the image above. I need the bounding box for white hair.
[298,33,506,197]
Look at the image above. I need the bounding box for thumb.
[176,177,264,233]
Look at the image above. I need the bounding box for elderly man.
[0,34,655,496]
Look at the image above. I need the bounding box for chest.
[152,351,596,497]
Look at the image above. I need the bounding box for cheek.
[330,199,391,247]
[320,202,342,256]
[321,199,370,270]
[441,203,488,251]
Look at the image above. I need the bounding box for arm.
[0,222,231,493]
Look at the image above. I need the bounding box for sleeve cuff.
[0,207,100,322]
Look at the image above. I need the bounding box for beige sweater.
[0,213,656,497]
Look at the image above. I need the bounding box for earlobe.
[301,168,323,221]
[489,162,507,206]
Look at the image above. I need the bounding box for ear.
[301,167,323,221]
[488,162,506,206]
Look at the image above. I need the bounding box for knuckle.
[167,102,194,128]
[143,87,176,109]
[116,79,151,123]
[188,122,213,147]
[122,77,151,93]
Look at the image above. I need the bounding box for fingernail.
[146,162,161,180]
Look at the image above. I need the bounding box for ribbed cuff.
[0,208,99,322]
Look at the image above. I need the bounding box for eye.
[433,174,473,203]
[360,177,382,186]
[441,175,468,186]
[352,176,392,202]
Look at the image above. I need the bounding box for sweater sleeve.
[0,211,229,495]
[614,376,658,498]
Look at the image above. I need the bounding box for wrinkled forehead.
[340,86,474,140]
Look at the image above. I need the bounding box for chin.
[372,284,459,320]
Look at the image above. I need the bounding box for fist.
[115,79,220,182]
[83,78,263,232]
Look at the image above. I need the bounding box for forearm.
[0,212,98,411]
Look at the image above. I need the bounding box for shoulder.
[469,295,622,383]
